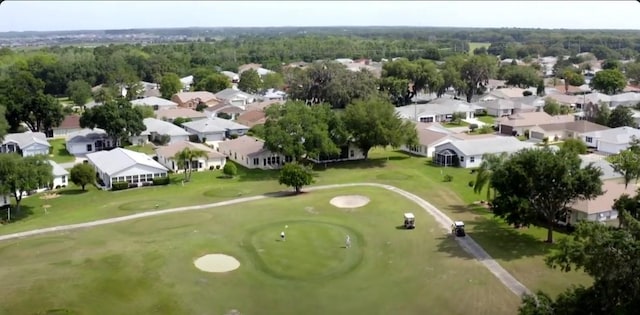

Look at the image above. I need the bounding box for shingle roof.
[582,127,640,145]
[155,108,207,120]
[479,99,516,110]
[130,96,178,107]
[55,115,81,130]
[182,118,249,133]
[214,88,256,100]
[86,148,167,176]
[173,91,218,104]
[438,136,536,156]
[217,135,269,157]
[579,155,620,180]
[395,99,482,119]
[536,120,610,133]
[571,179,636,214]
[140,118,192,137]
[498,112,574,127]
[66,128,108,143]
[3,132,50,149]
[236,110,267,127]
[155,140,225,159]
[48,160,69,176]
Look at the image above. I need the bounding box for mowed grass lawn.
[48,138,75,163]
[125,143,157,155]
[2,148,591,300]
[468,42,491,55]
[0,187,520,315]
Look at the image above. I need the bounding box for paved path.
[0,183,530,297]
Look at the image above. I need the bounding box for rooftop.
[582,126,640,145]
[217,135,269,157]
[86,148,168,176]
[498,112,575,127]
[140,118,192,137]
[3,131,50,148]
[155,140,225,159]
[182,117,249,133]
[130,96,178,107]
[66,128,108,143]
[155,108,208,120]
[439,136,536,156]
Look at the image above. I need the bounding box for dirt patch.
[39,193,61,200]
[329,195,370,209]
[194,254,240,273]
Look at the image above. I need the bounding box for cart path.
[0,183,530,297]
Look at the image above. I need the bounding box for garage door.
[500,125,513,136]
[530,131,545,140]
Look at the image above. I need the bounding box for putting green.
[244,220,363,281]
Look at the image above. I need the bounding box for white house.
[129,118,192,146]
[432,136,537,168]
[130,97,179,111]
[217,135,292,170]
[155,140,226,173]
[395,98,484,123]
[51,115,83,139]
[180,75,194,92]
[65,128,113,156]
[182,118,250,143]
[214,88,259,109]
[1,132,50,157]
[581,127,640,155]
[400,123,457,157]
[49,160,69,189]
[221,71,240,83]
[262,88,286,101]
[85,148,169,189]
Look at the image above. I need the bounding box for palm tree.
[473,152,508,201]
[174,147,208,182]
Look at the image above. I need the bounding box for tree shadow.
[395,225,413,230]
[312,157,388,171]
[0,205,35,224]
[236,168,280,182]
[58,189,88,195]
[262,191,300,198]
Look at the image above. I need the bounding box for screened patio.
[433,149,458,167]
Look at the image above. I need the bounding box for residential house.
[609,93,640,108]
[480,87,532,101]
[485,79,507,92]
[155,140,227,172]
[171,91,221,109]
[306,143,366,163]
[528,120,610,142]
[500,58,526,66]
[65,128,114,156]
[129,118,192,146]
[180,75,193,92]
[478,99,516,117]
[581,127,640,155]
[181,118,250,143]
[130,97,179,111]
[551,84,589,95]
[49,160,69,189]
[395,98,483,123]
[545,93,581,107]
[432,136,537,168]
[137,81,161,98]
[631,109,640,127]
[1,132,50,157]
[623,85,640,93]
[51,115,83,139]
[262,88,286,101]
[86,148,169,190]
[236,110,267,128]
[221,71,240,83]
[497,112,575,136]
[155,108,207,123]
[238,63,274,76]
[401,122,482,157]
[284,61,308,69]
[204,103,245,120]
[214,88,258,109]
[217,135,292,170]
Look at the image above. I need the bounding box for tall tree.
[590,69,627,95]
[66,80,92,108]
[69,163,95,191]
[0,105,8,140]
[174,147,208,182]
[343,97,418,159]
[278,162,314,194]
[0,154,53,214]
[500,65,542,88]
[624,62,640,85]
[160,73,182,99]
[609,137,640,189]
[261,72,285,90]
[194,73,230,93]
[238,69,262,94]
[80,98,146,145]
[490,147,603,243]
[561,138,588,155]
[473,152,508,201]
[460,54,497,102]
[607,106,636,128]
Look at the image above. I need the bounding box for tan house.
[155,108,208,122]
[498,112,575,136]
[155,140,226,173]
[236,110,267,127]
[528,120,610,142]
[217,135,292,170]
[568,179,635,226]
[171,92,221,109]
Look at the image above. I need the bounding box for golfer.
[345,235,351,248]
[280,231,286,242]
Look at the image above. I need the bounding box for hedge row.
[111,177,171,191]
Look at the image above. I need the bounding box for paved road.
[0,183,530,297]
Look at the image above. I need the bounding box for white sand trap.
[194,254,240,273]
[330,195,370,208]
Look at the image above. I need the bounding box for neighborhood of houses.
[3,55,640,229]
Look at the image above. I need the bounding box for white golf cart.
[403,212,415,229]
[452,221,466,237]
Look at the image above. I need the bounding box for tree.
[473,152,508,201]
[543,99,570,115]
[609,138,640,189]
[66,80,92,108]
[343,97,418,159]
[194,73,230,93]
[135,106,156,118]
[613,193,640,228]
[562,70,585,93]
[561,138,588,155]
[0,154,53,214]
[223,162,237,178]
[590,69,627,95]
[624,62,640,84]
[238,69,262,94]
[594,102,611,126]
[602,59,622,70]
[501,66,541,88]
[607,106,636,128]
[490,147,603,243]
[80,98,146,145]
[451,112,465,125]
[278,162,314,193]
[160,73,182,99]
[174,147,208,182]
[0,105,8,140]
[69,163,95,191]
[460,54,497,102]
[261,72,285,90]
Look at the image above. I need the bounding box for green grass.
[443,121,470,128]
[125,143,157,155]
[48,138,75,163]
[475,116,495,125]
[1,148,592,305]
[0,187,520,314]
[469,42,491,55]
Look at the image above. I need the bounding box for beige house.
[155,108,207,123]
[155,141,226,173]
[528,120,610,142]
[401,122,459,157]
[171,92,221,109]
[217,135,292,170]
[498,112,575,136]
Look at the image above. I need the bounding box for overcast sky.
[1,1,639,32]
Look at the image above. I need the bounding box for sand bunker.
[330,195,370,209]
[39,193,60,200]
[194,254,240,273]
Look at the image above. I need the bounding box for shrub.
[469,123,479,132]
[223,163,237,178]
[112,181,129,191]
[443,174,453,182]
[153,176,170,186]
[523,90,533,96]
[468,180,475,187]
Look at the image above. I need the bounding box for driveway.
[58,157,87,169]
[0,183,530,297]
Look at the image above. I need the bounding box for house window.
[470,157,475,163]
[61,176,66,183]
[132,175,139,183]
[86,144,93,152]
[460,156,465,162]
[586,136,593,143]
[253,158,259,165]
[350,150,354,157]
[146,174,153,182]
[263,158,267,166]
[126,176,132,183]
[285,156,293,163]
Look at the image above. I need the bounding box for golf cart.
[403,213,415,229]
[452,221,466,237]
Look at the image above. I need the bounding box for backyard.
[48,138,75,163]
[0,148,592,305]
[125,143,157,155]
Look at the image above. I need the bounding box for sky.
[0,1,639,32]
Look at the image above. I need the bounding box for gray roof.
[48,160,69,176]
[130,97,178,108]
[140,118,192,137]
[579,155,620,180]
[478,99,516,110]
[610,93,640,104]
[182,118,249,133]
[3,132,50,149]
[582,127,640,145]
[66,128,108,143]
[214,88,256,100]
[437,136,536,156]
[395,99,482,120]
[86,148,168,176]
